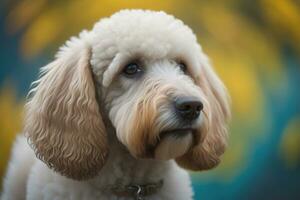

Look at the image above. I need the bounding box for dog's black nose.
[175,97,203,120]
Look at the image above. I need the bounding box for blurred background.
[0,0,300,199]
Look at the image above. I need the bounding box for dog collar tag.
[110,179,163,199]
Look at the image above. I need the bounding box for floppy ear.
[176,53,231,171]
[24,32,108,180]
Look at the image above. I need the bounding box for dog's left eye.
[123,63,142,77]
[178,62,187,73]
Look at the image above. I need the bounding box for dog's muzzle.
[138,96,202,160]
[141,128,196,160]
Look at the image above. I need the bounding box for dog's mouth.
[144,128,196,160]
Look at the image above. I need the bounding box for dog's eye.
[178,62,187,73]
[123,63,142,77]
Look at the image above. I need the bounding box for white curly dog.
[1,9,230,200]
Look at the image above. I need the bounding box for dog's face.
[105,59,204,160]
[25,10,230,180]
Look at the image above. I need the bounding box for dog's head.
[25,10,231,180]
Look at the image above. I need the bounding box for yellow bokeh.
[6,0,47,33]
[0,85,24,183]
[261,0,300,53]
[21,8,63,57]
[280,117,300,168]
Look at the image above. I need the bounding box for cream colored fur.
[1,9,230,200]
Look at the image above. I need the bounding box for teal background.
[1,0,300,199]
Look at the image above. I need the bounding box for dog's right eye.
[123,63,142,78]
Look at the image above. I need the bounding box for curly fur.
[1,9,230,200]
[24,34,108,180]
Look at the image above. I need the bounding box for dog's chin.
[153,129,194,160]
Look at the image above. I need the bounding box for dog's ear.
[176,53,231,171]
[24,32,108,180]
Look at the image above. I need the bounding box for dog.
[1,9,230,200]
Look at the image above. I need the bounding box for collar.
[109,180,163,200]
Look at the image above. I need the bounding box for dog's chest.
[28,159,193,200]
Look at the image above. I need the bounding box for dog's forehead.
[90,10,205,87]
[92,10,199,59]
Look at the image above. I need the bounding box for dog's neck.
[88,127,172,192]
